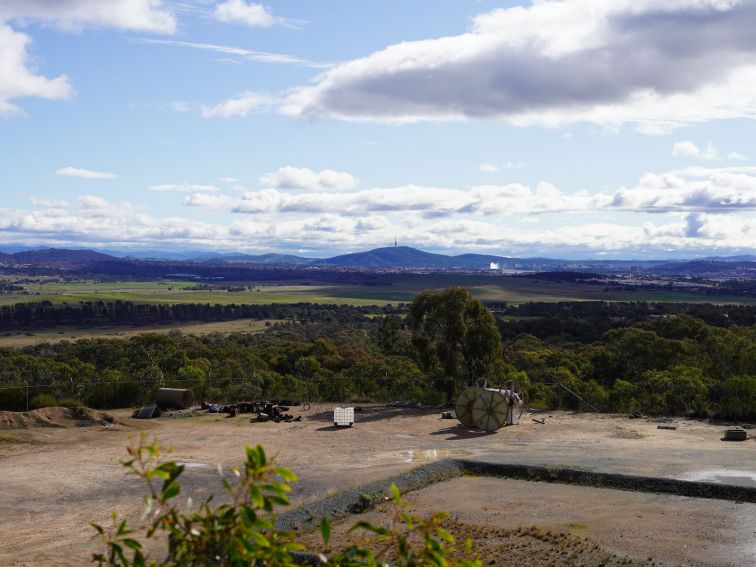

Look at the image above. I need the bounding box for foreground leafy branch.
[92,434,481,566]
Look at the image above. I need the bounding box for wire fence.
[0,377,584,414]
[0,373,430,412]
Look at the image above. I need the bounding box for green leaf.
[249,484,265,508]
[122,538,142,551]
[390,483,401,502]
[162,481,180,501]
[248,530,271,548]
[320,518,331,547]
[277,466,298,483]
[116,520,132,536]
[90,523,104,535]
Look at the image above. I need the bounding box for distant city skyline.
[1,1,755,259]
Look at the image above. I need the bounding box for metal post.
[23,380,29,412]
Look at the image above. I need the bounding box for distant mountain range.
[0,246,754,277]
[0,248,121,266]
[316,246,520,269]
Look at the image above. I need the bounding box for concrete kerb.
[456,459,756,503]
[277,459,465,532]
[278,458,756,534]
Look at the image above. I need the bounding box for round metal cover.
[454,387,481,428]
[471,389,508,432]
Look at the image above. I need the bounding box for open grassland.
[0,274,753,307]
[0,318,280,348]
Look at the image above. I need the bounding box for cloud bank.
[182,168,756,218]
[285,0,756,132]
[0,0,176,33]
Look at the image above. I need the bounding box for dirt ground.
[0,405,753,566]
[306,477,755,567]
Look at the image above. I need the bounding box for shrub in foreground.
[92,435,481,566]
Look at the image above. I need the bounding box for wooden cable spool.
[471,389,509,432]
[454,387,482,428]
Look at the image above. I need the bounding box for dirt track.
[0,406,754,566]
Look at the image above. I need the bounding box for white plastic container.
[333,407,354,427]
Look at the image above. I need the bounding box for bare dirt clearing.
[0,406,753,566]
[0,407,121,430]
[308,477,754,567]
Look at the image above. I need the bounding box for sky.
[1,0,756,259]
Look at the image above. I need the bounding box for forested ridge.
[0,298,754,420]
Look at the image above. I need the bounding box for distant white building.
[489,262,500,270]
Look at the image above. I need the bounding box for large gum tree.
[408,286,503,402]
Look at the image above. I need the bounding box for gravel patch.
[279,457,756,535]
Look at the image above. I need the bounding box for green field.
[0,318,282,348]
[1,274,753,307]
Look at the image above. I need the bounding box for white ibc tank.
[334,407,354,427]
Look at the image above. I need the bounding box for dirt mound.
[0,407,121,430]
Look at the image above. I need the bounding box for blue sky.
[1,0,755,259]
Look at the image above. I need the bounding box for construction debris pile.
[131,387,306,423]
[201,400,303,423]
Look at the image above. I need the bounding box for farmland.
[2,273,754,307]
[0,318,280,348]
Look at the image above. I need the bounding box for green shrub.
[607,380,637,413]
[59,398,84,408]
[28,393,58,410]
[716,375,756,420]
[92,435,481,566]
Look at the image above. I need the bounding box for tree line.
[0,290,753,420]
[0,301,402,329]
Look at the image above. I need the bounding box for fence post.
[23,380,29,412]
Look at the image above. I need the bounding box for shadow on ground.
[430,425,498,440]
[305,405,444,425]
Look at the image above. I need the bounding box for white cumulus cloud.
[0,23,72,116]
[285,0,756,132]
[149,183,219,192]
[201,91,270,118]
[183,167,756,219]
[56,166,115,179]
[30,197,70,209]
[0,1,175,116]
[672,141,719,161]
[0,0,176,33]
[213,0,273,28]
[259,166,357,190]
